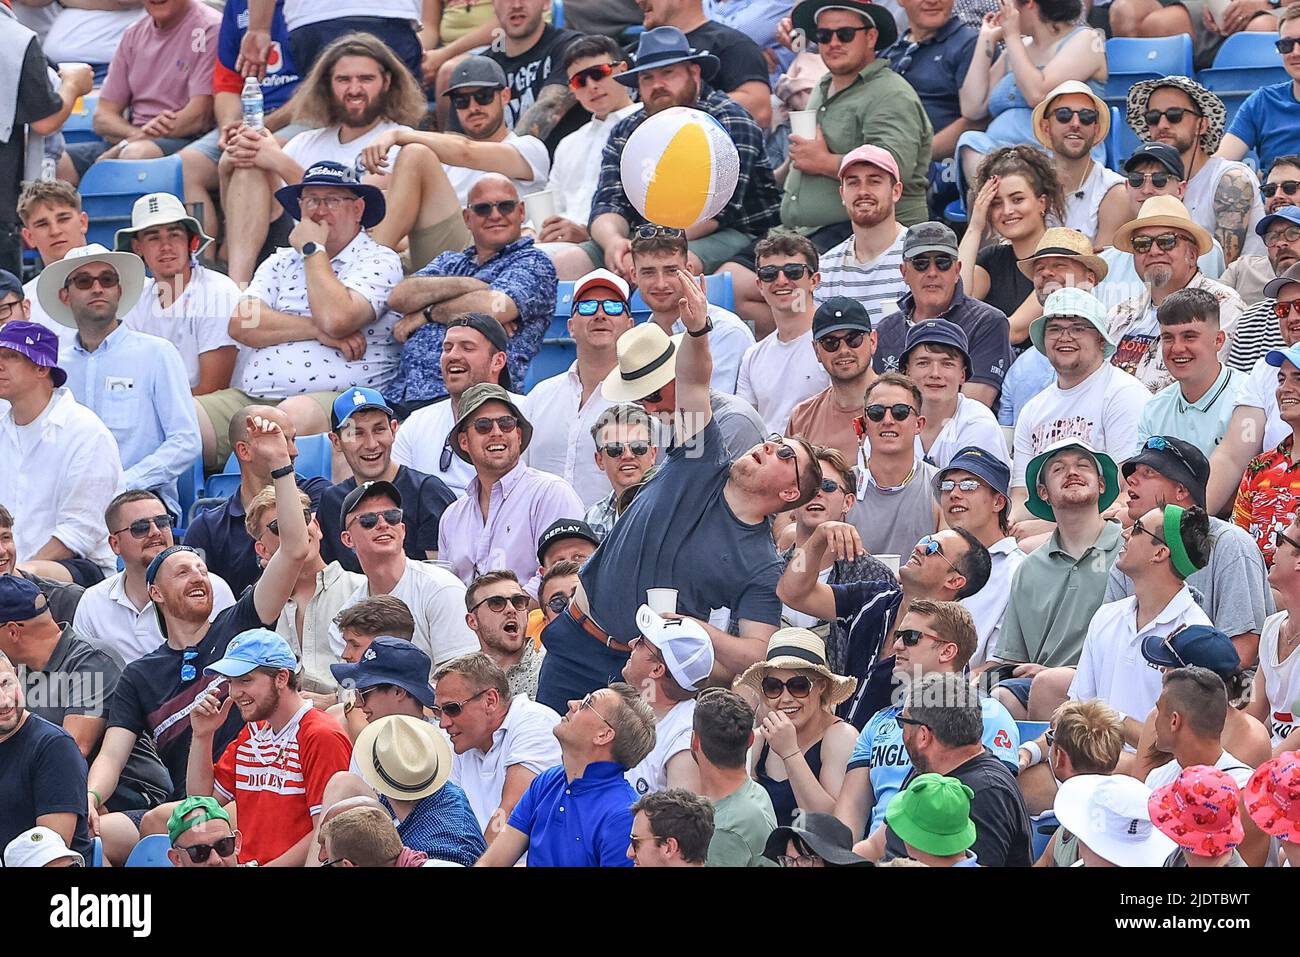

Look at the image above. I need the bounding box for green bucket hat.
[452,382,533,463]
[886,773,977,857]
[1024,437,1120,522]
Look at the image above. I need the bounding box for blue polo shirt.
[317,465,456,573]
[883,17,979,135]
[507,761,636,867]
[182,473,331,596]
[1226,80,1300,174]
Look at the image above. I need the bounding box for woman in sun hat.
[1148,765,1248,867]
[1054,773,1178,866]
[734,628,859,827]
[1243,751,1300,867]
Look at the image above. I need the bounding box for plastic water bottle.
[241,76,264,130]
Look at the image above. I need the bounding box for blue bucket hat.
[205,628,298,678]
[330,636,435,708]
[616,27,720,87]
[275,161,385,229]
[934,445,1011,499]
[899,317,971,378]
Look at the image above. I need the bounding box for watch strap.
[270,464,295,480]
[686,316,713,338]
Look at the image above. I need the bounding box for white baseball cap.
[3,826,84,867]
[1054,774,1177,867]
[635,604,715,692]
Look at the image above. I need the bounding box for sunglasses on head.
[602,440,651,457]
[1051,107,1098,126]
[863,402,916,422]
[575,298,627,316]
[939,478,981,493]
[1264,180,1300,198]
[450,89,497,109]
[1143,107,1201,127]
[1126,171,1173,189]
[471,415,518,435]
[633,224,685,241]
[470,593,530,614]
[176,836,237,863]
[761,675,815,698]
[348,508,403,530]
[1143,436,1195,476]
[1277,37,1300,54]
[814,25,871,43]
[545,591,572,615]
[756,263,813,283]
[817,330,867,351]
[1130,232,1184,254]
[907,253,955,272]
[266,509,313,536]
[468,200,519,219]
[113,513,174,539]
[569,62,615,90]
[431,687,489,719]
[65,271,119,290]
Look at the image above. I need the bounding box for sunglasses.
[470,593,530,614]
[1051,107,1098,125]
[1143,107,1201,126]
[817,330,867,352]
[819,478,842,494]
[630,635,664,662]
[1277,37,1300,54]
[939,478,981,493]
[176,836,237,863]
[65,271,120,290]
[917,534,962,574]
[1263,180,1300,198]
[1265,225,1300,249]
[180,648,198,683]
[761,675,815,698]
[471,414,518,435]
[863,402,916,422]
[633,224,685,240]
[1274,300,1300,319]
[1160,632,1189,668]
[895,714,928,729]
[468,200,519,218]
[601,441,651,457]
[450,89,497,109]
[1276,528,1300,552]
[641,388,664,404]
[766,433,801,489]
[756,263,813,283]
[580,691,615,728]
[907,254,955,272]
[1129,232,1184,254]
[575,298,627,316]
[1126,171,1174,189]
[266,509,313,536]
[431,687,489,719]
[569,62,615,90]
[112,513,174,539]
[347,508,403,530]
[895,628,949,647]
[545,591,572,615]
[814,25,871,43]
[1130,518,1168,547]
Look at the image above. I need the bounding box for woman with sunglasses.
[734,629,859,828]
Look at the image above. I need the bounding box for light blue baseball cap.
[205,628,298,677]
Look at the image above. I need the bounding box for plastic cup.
[789,109,818,140]
[524,190,557,227]
[646,588,679,614]
[877,555,901,576]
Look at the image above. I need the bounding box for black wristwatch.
[686,316,713,337]
[270,464,295,480]
[301,241,325,259]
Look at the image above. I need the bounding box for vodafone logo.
[266,41,283,75]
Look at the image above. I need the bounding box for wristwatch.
[301,241,325,259]
[686,316,713,337]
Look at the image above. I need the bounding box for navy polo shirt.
[883,17,978,135]
[507,761,636,867]
[317,465,456,573]
[182,474,331,596]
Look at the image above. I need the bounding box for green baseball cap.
[1024,437,1120,522]
[886,773,977,857]
[167,795,232,844]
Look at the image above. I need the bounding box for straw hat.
[1016,227,1109,282]
[602,324,682,402]
[354,714,452,802]
[733,628,858,708]
[1031,79,1111,150]
[1112,195,1213,256]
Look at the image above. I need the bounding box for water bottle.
[241,75,264,130]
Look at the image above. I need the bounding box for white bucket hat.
[1054,774,1177,867]
[113,192,213,254]
[3,826,84,867]
[635,604,715,692]
[602,324,682,402]
[354,714,452,802]
[35,243,146,328]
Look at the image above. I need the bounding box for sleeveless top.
[1064,163,1125,246]
[756,734,832,828]
[987,25,1100,118]
[1259,610,1300,746]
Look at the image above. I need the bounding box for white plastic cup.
[524,190,557,227]
[789,109,818,140]
[1206,0,1231,29]
[646,588,679,614]
[877,554,901,576]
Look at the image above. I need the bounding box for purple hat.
[0,320,66,387]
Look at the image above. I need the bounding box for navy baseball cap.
[0,320,66,387]
[330,636,435,708]
[1256,204,1300,237]
[1141,625,1240,680]
[339,479,403,527]
[0,269,22,299]
[1124,143,1185,180]
[899,317,971,377]
[331,387,394,431]
[934,446,1011,499]
[1123,435,1209,508]
[812,296,873,336]
[536,519,599,564]
[0,575,48,623]
[205,628,298,677]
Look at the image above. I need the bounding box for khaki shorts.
[409,211,472,274]
[196,388,341,468]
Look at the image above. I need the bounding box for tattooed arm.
[514,83,577,143]
[1214,167,1255,266]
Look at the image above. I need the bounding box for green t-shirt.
[706,779,778,868]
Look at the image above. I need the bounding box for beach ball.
[619,107,740,230]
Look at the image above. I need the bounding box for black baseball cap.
[1122,436,1209,508]
[330,636,435,708]
[446,313,512,391]
[1124,143,1186,180]
[812,296,873,336]
[339,480,403,527]
[536,519,599,564]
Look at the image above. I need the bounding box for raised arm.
[247,415,310,623]
[671,267,713,444]
[777,521,863,622]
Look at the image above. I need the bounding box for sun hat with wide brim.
[355,714,452,802]
[275,160,386,229]
[792,0,899,52]
[1055,774,1177,867]
[1126,76,1227,156]
[451,382,533,463]
[602,324,682,403]
[762,811,871,866]
[1016,227,1109,282]
[616,26,721,87]
[1031,79,1111,151]
[1024,437,1120,522]
[1112,194,1213,257]
[733,628,858,708]
[1148,765,1245,858]
[35,243,146,329]
[113,191,213,254]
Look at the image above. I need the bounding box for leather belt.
[568,604,631,654]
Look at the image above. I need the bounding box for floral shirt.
[1232,434,1300,566]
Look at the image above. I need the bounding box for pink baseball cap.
[1148,765,1244,858]
[1244,751,1300,842]
[837,144,900,182]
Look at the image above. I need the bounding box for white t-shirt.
[1145,749,1252,792]
[391,390,529,498]
[924,393,1010,470]
[282,1,421,29]
[1237,354,1291,453]
[121,265,240,389]
[963,537,1026,668]
[283,121,407,175]
[42,8,147,64]
[1011,362,1150,488]
[444,131,550,206]
[450,694,562,831]
[1258,610,1300,746]
[625,698,696,797]
[735,329,829,433]
[670,305,755,396]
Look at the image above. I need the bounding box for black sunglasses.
[65,271,120,290]
[756,263,813,283]
[761,675,815,698]
[569,62,615,89]
[1129,232,1184,254]
[1277,37,1300,54]
[470,593,530,614]
[766,433,801,490]
[641,388,664,404]
[545,591,572,615]
[470,414,518,435]
[1130,518,1168,547]
[1276,528,1300,552]
[431,687,490,719]
[113,513,174,539]
[863,402,916,422]
[266,508,312,536]
[907,254,955,272]
[633,224,685,240]
[450,89,497,109]
[601,441,651,457]
[895,714,928,729]
[1051,107,1098,126]
[1126,171,1173,189]
[468,200,519,218]
[1263,180,1300,198]
[176,835,238,863]
[817,330,867,351]
[895,628,950,648]
[819,478,842,494]
[348,508,403,530]
[814,25,871,43]
[1143,107,1201,127]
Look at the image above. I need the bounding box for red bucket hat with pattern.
[1148,765,1244,857]
[1244,751,1300,842]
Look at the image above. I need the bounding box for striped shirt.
[1227,298,1286,375]
[813,225,909,326]
[213,703,353,865]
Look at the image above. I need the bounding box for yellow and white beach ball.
[619,106,740,231]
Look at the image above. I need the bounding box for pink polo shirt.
[101,2,220,127]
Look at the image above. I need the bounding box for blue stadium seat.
[202,432,334,504]
[91,835,104,868]
[175,455,206,537]
[524,340,576,391]
[61,94,103,146]
[1016,720,1050,742]
[943,196,968,225]
[625,272,734,316]
[80,156,185,248]
[1107,107,1143,172]
[1031,810,1060,862]
[1103,36,1194,103]
[1198,33,1287,128]
[552,0,564,29]
[124,833,173,867]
